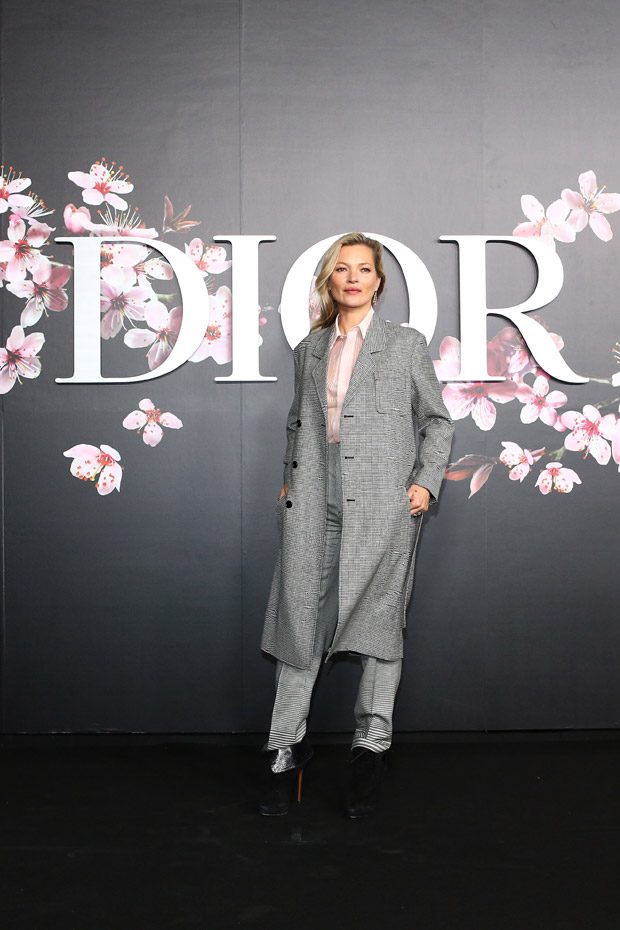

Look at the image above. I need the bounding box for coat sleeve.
[410,332,455,505]
[282,343,303,488]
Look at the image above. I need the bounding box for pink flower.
[499,442,545,482]
[535,463,582,495]
[68,159,133,211]
[100,265,155,339]
[434,336,518,430]
[64,203,93,232]
[612,420,620,472]
[513,195,576,247]
[63,443,122,495]
[0,325,45,394]
[489,322,565,380]
[189,286,232,364]
[444,454,497,498]
[185,239,231,276]
[560,404,617,465]
[123,303,182,370]
[7,255,72,326]
[561,170,620,242]
[86,204,159,239]
[0,216,55,281]
[0,167,33,214]
[515,374,567,426]
[122,398,183,446]
[108,243,173,287]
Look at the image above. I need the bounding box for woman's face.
[328,244,381,314]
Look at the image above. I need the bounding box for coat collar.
[311,311,387,420]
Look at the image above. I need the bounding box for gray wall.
[1,0,618,733]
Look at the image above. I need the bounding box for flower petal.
[589,212,613,241]
[596,192,620,214]
[124,328,157,348]
[521,195,544,222]
[472,396,496,431]
[122,410,147,429]
[143,422,163,446]
[578,170,597,200]
[160,412,183,429]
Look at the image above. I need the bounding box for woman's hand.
[278,483,289,501]
[406,483,430,515]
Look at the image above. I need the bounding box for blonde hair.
[311,232,386,332]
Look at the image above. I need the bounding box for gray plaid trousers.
[264,441,403,753]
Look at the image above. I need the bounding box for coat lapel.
[311,311,387,421]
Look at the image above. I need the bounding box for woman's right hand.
[277,483,289,500]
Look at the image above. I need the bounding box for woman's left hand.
[405,484,430,516]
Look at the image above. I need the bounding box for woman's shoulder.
[293,325,327,356]
[383,320,426,346]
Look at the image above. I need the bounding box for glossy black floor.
[1,733,619,929]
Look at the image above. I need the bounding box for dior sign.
[54,231,588,386]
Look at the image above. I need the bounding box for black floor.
[2,734,620,929]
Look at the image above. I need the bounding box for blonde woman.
[259,232,454,818]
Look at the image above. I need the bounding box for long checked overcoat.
[260,312,455,670]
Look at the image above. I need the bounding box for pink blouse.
[326,306,375,443]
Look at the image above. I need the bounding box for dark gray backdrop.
[1,0,618,733]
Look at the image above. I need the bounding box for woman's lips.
[344,288,361,292]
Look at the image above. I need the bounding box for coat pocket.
[375,374,411,416]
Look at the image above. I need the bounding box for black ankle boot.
[258,737,314,816]
[343,747,390,818]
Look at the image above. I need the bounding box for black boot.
[258,737,314,816]
[343,747,390,818]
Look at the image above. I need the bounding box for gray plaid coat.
[261,312,454,670]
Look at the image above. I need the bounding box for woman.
[259,232,454,818]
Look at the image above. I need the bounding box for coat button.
[296,419,302,427]
[286,500,293,508]
[292,461,298,468]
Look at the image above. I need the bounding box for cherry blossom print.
[68,159,133,211]
[123,303,182,370]
[162,196,201,234]
[122,398,183,447]
[185,239,231,276]
[0,325,45,394]
[561,170,620,242]
[10,190,53,223]
[535,463,582,495]
[0,216,55,281]
[560,404,617,465]
[109,243,173,287]
[611,420,620,472]
[189,286,232,364]
[433,335,518,430]
[86,203,158,239]
[499,442,545,482]
[488,323,564,380]
[0,165,33,215]
[100,265,155,339]
[445,454,498,498]
[63,203,93,233]
[515,374,567,426]
[6,255,72,327]
[63,443,123,495]
[513,195,576,247]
